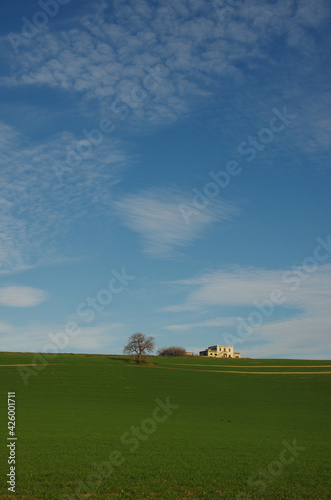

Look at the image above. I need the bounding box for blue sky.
[0,0,330,358]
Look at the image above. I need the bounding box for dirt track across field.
[2,363,330,374]
[0,364,64,367]
[144,365,331,374]
[0,364,39,367]
[167,363,331,368]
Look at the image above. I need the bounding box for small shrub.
[157,346,187,357]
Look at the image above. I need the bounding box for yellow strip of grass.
[0,364,64,367]
[0,364,39,366]
[142,365,331,374]
[163,363,331,368]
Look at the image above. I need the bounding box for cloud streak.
[0,121,127,274]
[114,187,236,257]
[0,286,47,307]
[165,317,237,331]
[0,321,128,353]
[163,264,331,312]
[161,263,331,357]
[2,0,329,130]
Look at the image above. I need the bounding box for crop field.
[0,353,330,499]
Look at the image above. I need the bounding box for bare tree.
[123,332,155,363]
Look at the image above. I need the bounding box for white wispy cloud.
[165,317,237,331]
[0,321,13,333]
[161,263,331,357]
[2,0,329,131]
[163,264,331,311]
[0,121,127,274]
[0,321,129,353]
[113,187,236,257]
[240,315,331,359]
[162,266,286,311]
[0,286,47,307]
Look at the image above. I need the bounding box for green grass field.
[1,353,330,499]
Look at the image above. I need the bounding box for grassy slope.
[0,353,330,499]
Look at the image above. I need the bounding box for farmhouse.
[199,345,240,358]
